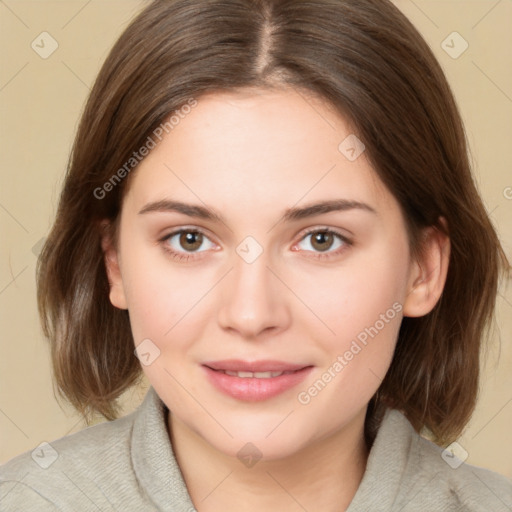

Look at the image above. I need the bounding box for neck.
[169,409,369,512]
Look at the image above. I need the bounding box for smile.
[202,360,313,401]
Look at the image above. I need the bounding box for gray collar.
[131,386,415,511]
[131,386,196,510]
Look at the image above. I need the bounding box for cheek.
[119,241,208,348]
[289,242,408,404]
[120,248,212,405]
[293,244,408,344]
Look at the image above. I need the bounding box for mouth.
[202,360,313,401]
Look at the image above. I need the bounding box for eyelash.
[159,227,352,262]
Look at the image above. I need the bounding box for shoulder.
[391,410,512,511]
[350,409,512,511]
[0,408,140,510]
[1,387,194,511]
[412,432,512,511]
[1,407,135,474]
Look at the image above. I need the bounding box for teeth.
[223,370,287,378]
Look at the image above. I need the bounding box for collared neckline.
[131,386,196,510]
[131,386,414,511]
[346,408,416,511]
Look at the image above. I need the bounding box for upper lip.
[203,360,310,372]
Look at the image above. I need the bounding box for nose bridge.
[216,239,289,337]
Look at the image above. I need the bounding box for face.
[105,87,430,461]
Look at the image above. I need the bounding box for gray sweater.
[1,386,511,511]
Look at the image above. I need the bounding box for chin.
[196,412,320,461]
[216,432,313,463]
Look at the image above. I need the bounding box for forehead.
[123,87,393,217]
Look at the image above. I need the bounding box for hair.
[37,0,509,446]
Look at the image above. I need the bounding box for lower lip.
[203,366,313,401]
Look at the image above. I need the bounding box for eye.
[161,229,217,261]
[295,228,352,258]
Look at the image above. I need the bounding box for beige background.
[0,0,511,479]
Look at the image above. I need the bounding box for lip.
[202,360,313,401]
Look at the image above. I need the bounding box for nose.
[216,248,291,340]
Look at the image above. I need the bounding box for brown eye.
[310,231,335,252]
[163,229,216,256]
[296,228,351,257]
[179,231,203,251]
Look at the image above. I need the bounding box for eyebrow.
[138,198,377,223]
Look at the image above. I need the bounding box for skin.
[103,86,450,511]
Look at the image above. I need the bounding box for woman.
[1,0,510,510]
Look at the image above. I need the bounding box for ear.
[402,218,450,318]
[100,220,128,310]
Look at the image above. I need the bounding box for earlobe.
[402,220,451,318]
[100,221,128,310]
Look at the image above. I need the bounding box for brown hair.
[37,0,509,445]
